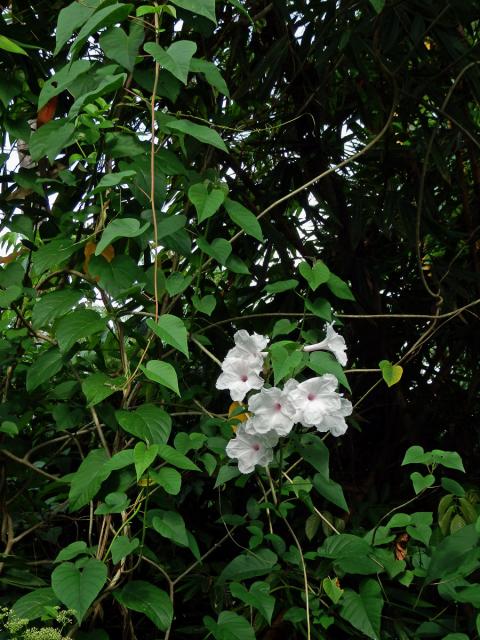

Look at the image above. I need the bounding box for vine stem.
[150,6,161,322]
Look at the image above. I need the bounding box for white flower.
[226,422,279,473]
[317,398,353,436]
[231,330,269,357]
[216,357,264,401]
[287,374,342,427]
[303,323,347,366]
[246,386,297,437]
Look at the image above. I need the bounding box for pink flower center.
[252,443,260,451]
[240,374,248,382]
[307,393,316,401]
[274,402,282,412]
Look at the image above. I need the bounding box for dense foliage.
[0,0,480,638]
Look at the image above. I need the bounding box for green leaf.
[410,472,435,494]
[157,214,187,239]
[270,344,303,385]
[92,170,137,194]
[100,22,144,72]
[56,309,106,353]
[29,120,76,163]
[214,464,241,488]
[264,279,298,295]
[0,35,28,55]
[402,446,465,472]
[166,272,192,296]
[32,290,83,329]
[38,59,91,110]
[51,559,107,623]
[197,236,232,265]
[54,0,101,55]
[192,294,216,315]
[110,536,140,565]
[116,404,171,445]
[32,238,77,275]
[190,59,229,96]
[69,69,127,117]
[308,351,351,392]
[224,198,263,242]
[204,611,256,640]
[298,434,348,511]
[134,442,158,481]
[26,349,63,392]
[147,314,189,357]
[272,319,298,338]
[95,492,130,515]
[323,576,344,604]
[305,297,333,321]
[114,581,173,630]
[12,588,60,622]
[144,40,197,84]
[55,541,89,563]
[442,477,465,497]
[89,255,145,297]
[299,261,330,291]
[426,524,479,581]
[96,218,150,255]
[70,3,134,58]
[318,535,380,575]
[152,510,189,546]
[170,0,216,23]
[218,548,278,583]
[0,421,18,437]
[379,360,403,387]
[369,0,385,13]
[340,579,383,640]
[151,467,182,495]
[164,119,228,152]
[327,273,355,300]
[0,285,22,307]
[188,183,226,223]
[82,372,124,407]
[230,581,275,625]
[142,360,180,396]
[68,449,111,511]
[157,444,200,471]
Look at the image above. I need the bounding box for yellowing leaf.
[379,360,403,387]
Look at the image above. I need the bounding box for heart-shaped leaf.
[379,360,403,387]
[51,559,107,623]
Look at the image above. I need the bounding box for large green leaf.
[56,309,106,353]
[152,510,189,546]
[218,549,278,584]
[116,404,172,444]
[95,218,150,255]
[68,449,111,511]
[89,255,145,297]
[100,22,144,72]
[26,348,63,392]
[142,360,180,395]
[156,444,200,471]
[114,581,173,631]
[32,290,83,329]
[29,120,76,163]
[224,198,263,242]
[307,351,351,392]
[38,59,91,109]
[170,0,216,23]
[204,611,256,640]
[12,588,60,622]
[70,3,134,58]
[340,579,384,640]
[297,434,348,511]
[164,119,228,152]
[188,182,226,223]
[147,314,189,357]
[51,559,107,623]
[229,581,275,625]
[54,0,102,54]
[144,40,197,84]
[317,535,380,575]
[190,59,229,96]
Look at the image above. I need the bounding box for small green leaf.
[114,581,173,631]
[379,360,403,387]
[197,236,232,265]
[92,170,137,194]
[192,294,216,315]
[164,119,227,152]
[51,559,107,623]
[170,0,216,23]
[55,541,89,563]
[214,464,241,488]
[327,273,355,300]
[299,261,330,291]
[0,421,18,437]
[134,442,159,481]
[26,349,63,392]
[229,581,275,625]
[12,588,60,622]
[32,290,83,329]
[0,35,28,55]
[188,183,226,223]
[142,361,180,396]
[264,279,298,294]
[110,536,140,565]
[305,297,332,321]
[218,549,278,583]
[100,23,144,72]
[410,472,435,494]
[323,576,344,604]
[308,351,351,392]
[166,272,192,296]
[68,449,111,511]
[150,467,182,495]
[82,372,123,407]
[144,40,197,84]
[441,477,465,497]
[95,492,130,515]
[147,314,189,357]
[224,198,263,242]
[190,58,229,96]
[70,3,134,58]
[152,510,189,546]
[157,444,200,471]
[95,218,150,255]
[272,319,298,338]
[270,344,303,385]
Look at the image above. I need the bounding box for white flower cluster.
[216,326,352,474]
